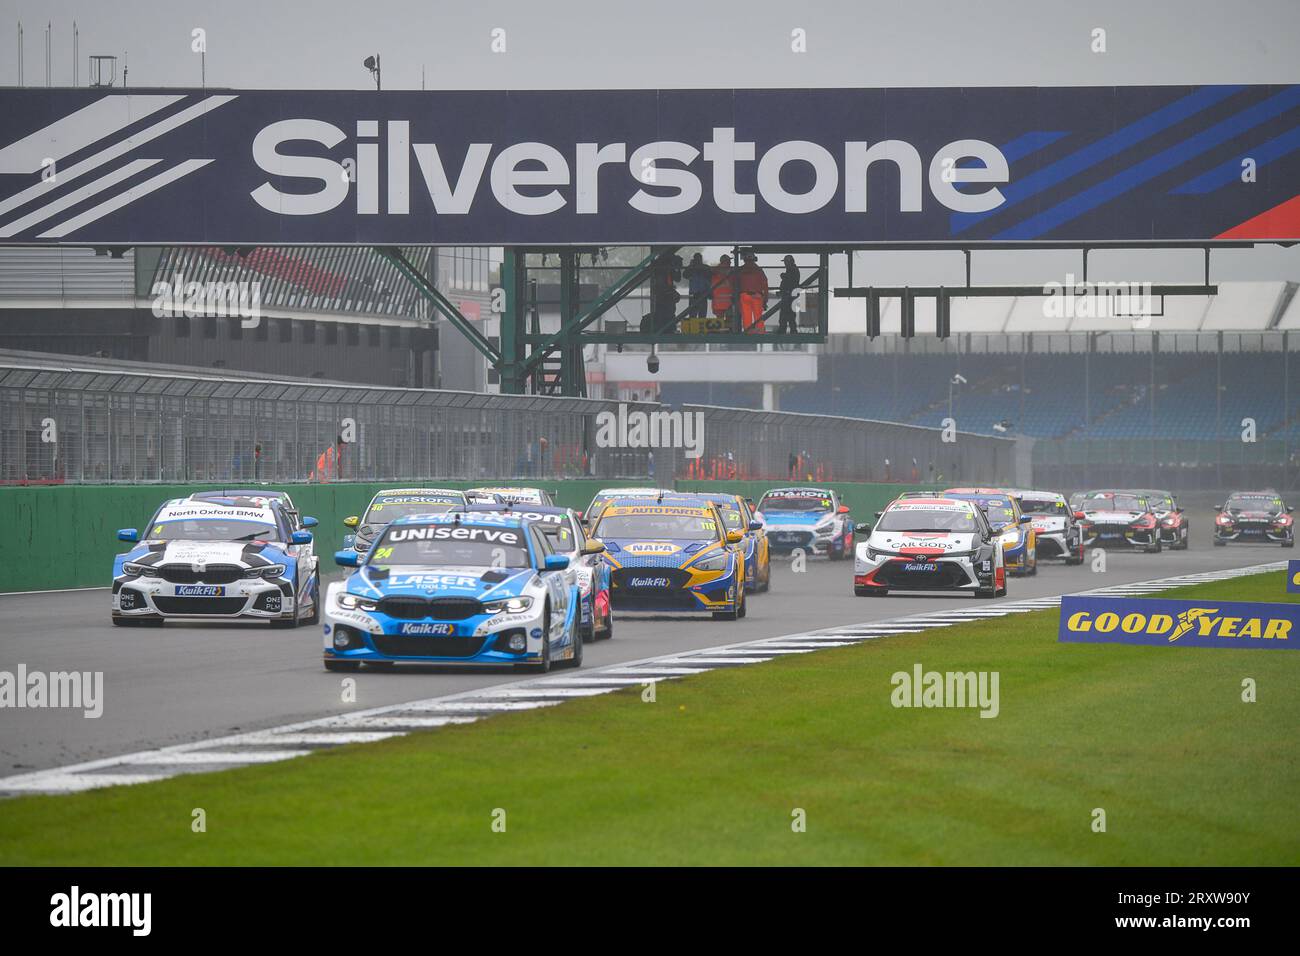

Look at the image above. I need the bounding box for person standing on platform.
[738,252,769,334]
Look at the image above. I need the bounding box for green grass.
[2,571,1298,865]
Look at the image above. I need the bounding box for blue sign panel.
[1,86,1297,245]
[1059,595,1300,650]
[1287,560,1300,593]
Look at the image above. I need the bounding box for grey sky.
[2,0,1298,285]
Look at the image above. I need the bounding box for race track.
[0,510,1286,776]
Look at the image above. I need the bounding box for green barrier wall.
[1,479,938,592]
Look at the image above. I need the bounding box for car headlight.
[122,562,159,577]
[692,551,729,572]
[243,564,286,579]
[336,592,379,612]
[482,596,533,614]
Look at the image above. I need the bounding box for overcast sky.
[3,0,1298,290]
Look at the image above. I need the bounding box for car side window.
[531,526,553,560]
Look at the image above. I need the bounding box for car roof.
[887,496,976,509]
[372,487,467,498]
[191,488,290,500]
[389,512,528,528]
[762,486,832,495]
[600,498,713,514]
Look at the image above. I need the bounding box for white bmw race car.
[112,495,321,627]
[853,496,1005,597]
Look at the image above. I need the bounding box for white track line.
[0,560,1284,795]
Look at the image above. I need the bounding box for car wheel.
[579,595,595,642]
[306,578,321,625]
[1283,538,1295,549]
[599,604,614,640]
[1146,537,1162,554]
[560,620,584,669]
[975,585,996,597]
[855,586,887,597]
[324,660,361,672]
[519,604,553,672]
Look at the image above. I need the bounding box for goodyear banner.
[1287,560,1300,593]
[1,85,1298,245]
[1059,595,1299,650]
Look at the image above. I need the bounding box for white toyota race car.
[853,496,1005,598]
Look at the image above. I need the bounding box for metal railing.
[0,350,1016,486]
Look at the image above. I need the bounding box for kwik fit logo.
[1060,595,1298,650]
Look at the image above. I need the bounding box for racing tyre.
[559,622,584,669]
[975,585,996,598]
[112,616,163,627]
[1145,538,1162,554]
[855,586,887,597]
[1213,537,1226,547]
[306,577,321,625]
[324,660,361,672]
[579,595,596,642]
[712,592,745,620]
[1283,537,1294,549]
[518,604,553,672]
[599,607,614,640]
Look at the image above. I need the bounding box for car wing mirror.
[117,528,139,542]
[748,520,762,531]
[291,530,313,545]
[725,530,745,544]
[544,554,570,571]
[854,523,872,535]
[303,516,319,528]
[344,515,360,528]
[837,504,850,514]
[334,550,360,567]
[581,539,606,556]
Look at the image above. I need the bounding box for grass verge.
[1,570,1297,865]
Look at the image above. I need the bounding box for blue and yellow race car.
[943,487,1037,575]
[662,491,771,593]
[590,497,747,620]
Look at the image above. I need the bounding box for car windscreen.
[877,509,978,533]
[978,501,1016,526]
[369,525,531,568]
[1226,495,1283,511]
[148,519,281,542]
[1018,498,1068,516]
[363,499,459,524]
[595,512,720,541]
[759,495,831,513]
[1085,495,1146,512]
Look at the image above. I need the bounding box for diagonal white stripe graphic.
[0,95,235,218]
[0,94,183,173]
[0,158,159,237]
[38,159,212,237]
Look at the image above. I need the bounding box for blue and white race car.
[456,503,614,641]
[112,495,320,627]
[756,486,854,559]
[324,512,582,672]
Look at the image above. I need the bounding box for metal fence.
[0,351,1016,486]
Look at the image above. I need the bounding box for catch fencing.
[0,351,1016,486]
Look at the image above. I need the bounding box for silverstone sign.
[1,85,1298,245]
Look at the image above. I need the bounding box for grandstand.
[660,281,1300,489]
